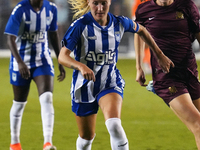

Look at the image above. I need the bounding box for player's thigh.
[98,92,123,121]
[32,65,54,95]
[10,69,31,101]
[169,93,200,127]
[192,98,200,112]
[75,113,97,140]
[34,75,54,95]
[12,84,30,102]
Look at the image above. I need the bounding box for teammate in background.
[134,0,200,149]
[4,0,66,150]
[132,0,151,74]
[58,0,173,149]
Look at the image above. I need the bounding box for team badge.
[168,86,177,95]
[115,32,121,42]
[12,72,17,82]
[176,11,184,19]
[46,17,51,25]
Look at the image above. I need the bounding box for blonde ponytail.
[68,0,90,20]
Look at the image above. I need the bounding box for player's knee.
[80,133,95,141]
[105,118,124,137]
[39,92,53,103]
[76,135,95,150]
[105,118,129,149]
[190,121,200,135]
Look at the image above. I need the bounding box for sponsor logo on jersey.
[25,21,31,24]
[85,50,115,66]
[21,31,45,43]
[148,17,155,20]
[87,35,97,40]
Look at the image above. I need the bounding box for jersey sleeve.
[62,17,85,51]
[188,0,200,33]
[135,4,144,25]
[182,0,200,33]
[4,4,23,36]
[118,16,139,33]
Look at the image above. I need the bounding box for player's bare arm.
[136,24,174,73]
[58,47,96,82]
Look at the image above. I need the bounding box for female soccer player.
[58,0,173,149]
[4,0,66,150]
[134,0,200,149]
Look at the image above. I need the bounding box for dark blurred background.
[0,0,199,56]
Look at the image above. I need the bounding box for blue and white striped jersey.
[4,0,57,71]
[62,12,139,103]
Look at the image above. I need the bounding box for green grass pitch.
[0,57,198,150]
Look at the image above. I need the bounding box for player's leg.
[99,93,129,150]
[75,114,97,150]
[10,85,29,150]
[34,74,56,150]
[192,98,200,112]
[9,68,31,150]
[169,94,200,150]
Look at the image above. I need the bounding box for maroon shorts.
[153,70,200,106]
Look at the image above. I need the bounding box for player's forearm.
[134,34,145,70]
[58,47,82,70]
[195,32,200,51]
[49,31,60,58]
[7,35,24,64]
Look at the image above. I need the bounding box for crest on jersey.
[176,11,184,19]
[115,32,121,42]
[168,86,178,95]
[12,72,17,82]
[46,17,51,25]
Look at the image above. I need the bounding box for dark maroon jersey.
[135,0,200,81]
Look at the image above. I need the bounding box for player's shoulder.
[70,13,92,28]
[108,12,130,23]
[43,0,57,9]
[181,0,194,5]
[181,0,196,8]
[175,0,197,14]
[136,0,154,16]
[11,0,29,16]
[137,0,152,9]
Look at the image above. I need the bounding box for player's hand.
[157,53,174,73]
[136,67,147,86]
[57,64,66,82]
[79,64,96,82]
[18,61,30,79]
